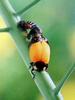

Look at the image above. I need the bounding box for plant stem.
[35,71,63,100]
[0,0,63,100]
[15,0,41,16]
[54,63,75,95]
[0,27,10,32]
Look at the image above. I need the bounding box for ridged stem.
[0,27,11,32]
[54,63,75,95]
[15,0,41,16]
[0,0,63,100]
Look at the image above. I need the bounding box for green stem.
[55,63,75,95]
[0,27,11,32]
[0,0,63,100]
[15,0,41,16]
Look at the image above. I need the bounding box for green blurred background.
[0,0,75,100]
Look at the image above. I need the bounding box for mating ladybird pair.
[18,20,50,78]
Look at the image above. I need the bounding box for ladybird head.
[18,20,43,40]
[17,20,32,31]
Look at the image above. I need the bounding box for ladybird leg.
[31,68,35,79]
[28,42,32,48]
[45,38,49,44]
[29,63,32,69]
[29,65,32,69]
[30,62,35,66]
[42,35,49,44]
[29,62,35,69]
[45,64,48,71]
[43,64,48,71]
[43,67,47,71]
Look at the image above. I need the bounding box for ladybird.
[29,39,50,71]
[18,20,50,78]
